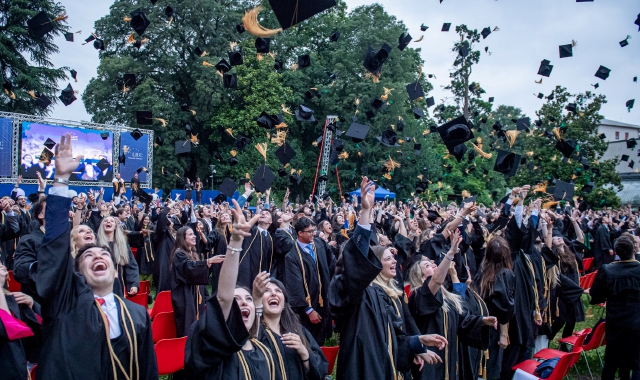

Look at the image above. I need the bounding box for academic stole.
[143,226,154,262]
[264,328,288,380]
[236,339,276,380]
[523,253,542,324]
[386,296,403,380]
[240,229,274,273]
[470,289,490,379]
[95,297,140,380]
[292,239,323,308]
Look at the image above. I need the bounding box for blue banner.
[119,132,149,182]
[0,118,12,177]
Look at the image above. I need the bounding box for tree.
[0,0,70,115]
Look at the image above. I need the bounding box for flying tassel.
[216,71,223,78]
[417,174,424,181]
[225,128,235,138]
[190,134,199,145]
[255,142,268,161]
[533,182,547,193]
[188,109,196,116]
[123,16,132,22]
[338,151,349,160]
[505,130,520,148]
[572,39,578,47]
[270,130,287,146]
[52,13,68,22]
[472,143,493,159]
[382,157,401,171]
[230,150,237,157]
[381,87,393,101]
[552,127,563,140]
[354,98,360,107]
[275,122,288,129]
[126,33,136,44]
[268,52,275,59]
[414,35,424,42]
[203,61,214,67]
[75,30,82,34]
[140,38,149,45]
[257,53,263,61]
[229,42,238,51]
[526,151,534,156]
[122,84,130,93]
[535,78,543,84]
[543,201,559,209]
[382,173,392,180]
[242,6,282,38]
[291,63,298,71]
[281,104,293,115]
[493,26,500,31]
[167,17,174,27]
[154,118,167,127]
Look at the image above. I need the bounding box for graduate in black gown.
[271,208,295,283]
[136,214,155,278]
[284,217,334,345]
[592,216,615,270]
[96,216,140,298]
[206,212,230,294]
[256,278,328,380]
[186,199,278,380]
[237,209,274,289]
[329,178,448,380]
[13,199,46,300]
[153,207,176,293]
[408,227,494,380]
[35,134,157,380]
[590,234,640,380]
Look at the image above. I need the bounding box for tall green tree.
[0,0,69,115]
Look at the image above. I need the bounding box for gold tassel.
[52,13,68,22]
[255,143,268,161]
[291,63,298,71]
[382,173,392,180]
[242,6,282,38]
[154,118,167,127]
[505,130,520,148]
[126,33,135,44]
[203,61,214,67]
[257,53,263,61]
[275,122,288,129]
[122,85,129,93]
[414,35,424,42]
[167,17,173,27]
[338,151,349,160]
[535,78,543,84]
[493,26,500,31]
[382,157,401,171]
[27,90,37,99]
[216,71,223,78]
[189,109,196,115]
[123,16,132,22]
[533,182,547,193]
[190,134,199,145]
[229,41,237,51]
[230,150,237,157]
[472,143,493,159]
[281,104,293,115]
[319,295,323,307]
[552,127,563,140]
[225,128,235,138]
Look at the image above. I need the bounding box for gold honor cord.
[95,297,140,380]
[470,289,490,378]
[265,328,288,380]
[237,339,277,380]
[524,254,542,324]
[443,305,450,380]
[240,230,274,273]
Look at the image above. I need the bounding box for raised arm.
[569,209,584,244]
[428,229,462,295]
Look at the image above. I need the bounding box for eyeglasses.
[302,229,316,234]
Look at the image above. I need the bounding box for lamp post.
[209,165,216,190]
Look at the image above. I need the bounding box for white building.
[598,119,640,204]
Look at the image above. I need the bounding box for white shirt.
[94,293,122,339]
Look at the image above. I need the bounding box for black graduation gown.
[0,212,20,266]
[153,208,175,293]
[409,284,489,380]
[36,193,157,380]
[185,296,273,380]
[272,228,295,283]
[237,226,274,290]
[258,326,329,380]
[458,288,490,380]
[593,224,613,270]
[0,295,42,380]
[137,223,155,275]
[394,234,414,286]
[108,242,139,298]
[284,238,334,345]
[206,229,227,294]
[329,225,424,380]
[13,227,44,300]
[171,249,210,337]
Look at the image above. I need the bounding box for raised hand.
[359,176,375,211]
[54,134,83,180]
[229,199,253,242]
[252,271,270,300]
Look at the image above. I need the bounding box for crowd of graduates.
[2,134,640,380]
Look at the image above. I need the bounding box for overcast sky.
[49,0,639,126]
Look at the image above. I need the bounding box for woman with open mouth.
[70,223,96,258]
[96,216,139,298]
[186,199,277,380]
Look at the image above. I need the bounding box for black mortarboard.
[28,11,53,39]
[371,98,384,109]
[426,97,435,108]
[451,143,467,163]
[330,30,340,42]
[100,132,109,140]
[43,138,56,150]
[559,44,573,58]
[363,44,392,75]
[236,23,245,33]
[376,129,400,147]
[184,124,193,134]
[219,178,238,198]
[630,160,636,169]
[194,46,206,57]
[481,27,491,39]
[415,181,428,194]
[70,69,78,81]
[235,135,251,151]
[515,117,530,131]
[442,23,451,32]
[123,73,136,88]
[493,150,521,176]
[555,139,576,158]
[257,111,277,129]
[174,140,192,155]
[255,38,270,53]
[365,110,375,119]
[165,6,174,19]
[298,54,311,68]
[93,38,105,50]
[64,32,74,42]
[96,158,110,172]
[346,123,370,143]
[275,142,297,165]
[223,73,237,89]
[228,156,238,166]
[537,59,553,77]
[84,34,96,44]
[566,103,577,114]
[215,59,231,73]
[269,0,336,29]
[130,9,150,35]
[295,105,315,122]
[488,97,494,102]
[413,106,425,119]
[578,201,590,212]
[228,51,243,66]
[131,129,143,141]
[136,166,148,174]
[118,154,126,165]
[136,111,152,125]
[595,65,611,80]
[553,180,574,201]
[437,116,474,154]
[398,32,412,51]
[155,136,164,146]
[420,23,428,31]
[627,138,637,149]
[583,181,595,193]
[627,99,635,111]
[406,82,424,100]
[58,84,77,106]
[277,168,287,177]
[537,93,544,99]
[251,164,276,193]
[414,143,422,155]
[620,36,630,48]
[39,148,53,165]
[622,154,630,162]
[636,13,640,31]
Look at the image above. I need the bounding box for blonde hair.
[371,273,403,299]
[407,260,464,314]
[96,216,130,265]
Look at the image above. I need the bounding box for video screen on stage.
[0,118,12,177]
[21,122,114,182]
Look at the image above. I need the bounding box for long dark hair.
[264,279,311,351]
[479,236,513,298]
[170,226,198,267]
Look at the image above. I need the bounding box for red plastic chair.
[513,349,582,380]
[7,270,21,292]
[404,284,411,299]
[321,346,339,375]
[155,337,187,375]
[586,271,598,289]
[139,280,151,294]
[29,365,36,380]
[583,257,594,272]
[127,292,149,308]
[131,247,138,260]
[579,275,589,290]
[152,311,177,343]
[148,291,173,319]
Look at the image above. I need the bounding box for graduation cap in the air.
[398,32,412,51]
[553,180,574,201]
[493,150,521,176]
[70,69,78,82]
[413,106,425,119]
[414,143,422,155]
[566,103,578,114]
[537,59,553,77]
[515,117,531,131]
[223,73,237,89]
[255,38,270,53]
[130,9,150,35]
[363,44,392,76]
[164,5,175,19]
[95,158,110,172]
[64,32,74,42]
[236,23,245,33]
[295,105,315,122]
[135,111,153,125]
[376,129,400,147]
[537,93,544,99]
[582,181,595,194]
[275,142,297,165]
[437,116,474,154]
[42,138,56,151]
[559,44,573,58]
[627,99,635,112]
[215,59,231,73]
[442,23,451,32]
[118,153,126,165]
[268,0,336,29]
[257,111,278,129]
[228,51,244,66]
[415,181,429,194]
[630,160,636,169]
[298,54,311,68]
[620,35,630,48]
[555,139,577,158]
[621,154,630,162]
[451,143,467,163]
[122,73,137,89]
[58,84,77,106]
[406,82,424,101]
[130,129,143,141]
[251,164,276,193]
[627,138,637,149]
[595,65,611,80]
[305,88,321,99]
[346,122,370,143]
[136,166,149,174]
[488,97,494,103]
[371,98,384,109]
[27,11,54,39]
[329,29,340,42]
[235,135,252,151]
[481,27,491,39]
[154,136,164,146]
[174,140,192,155]
[424,97,435,108]
[218,178,238,200]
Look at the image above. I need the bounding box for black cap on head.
[493,149,521,176]
[376,129,400,147]
[298,54,311,68]
[219,178,238,198]
[442,23,451,32]
[223,73,237,89]
[295,105,315,122]
[275,142,297,165]
[398,32,412,51]
[228,51,243,66]
[174,140,192,155]
[346,122,370,143]
[595,65,611,80]
[131,129,143,141]
[553,180,574,201]
[235,135,252,151]
[28,11,53,38]
[559,44,573,58]
[437,116,474,154]
[481,27,491,39]
[130,9,151,36]
[406,82,424,100]
[537,59,553,77]
[255,38,270,53]
[58,84,77,106]
[64,32,74,42]
[136,111,152,125]
[251,164,276,193]
[269,0,337,30]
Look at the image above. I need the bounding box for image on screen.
[21,122,114,182]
